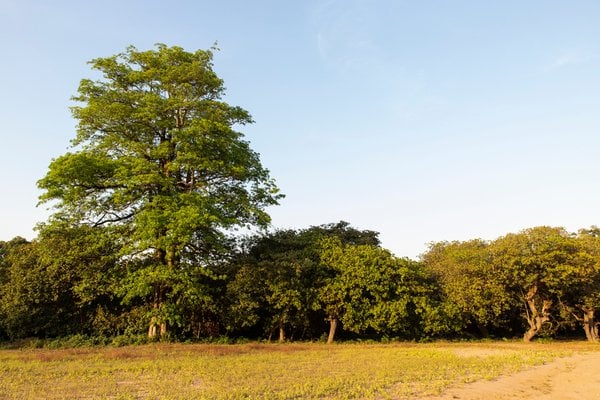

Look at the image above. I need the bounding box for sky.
[1,0,600,259]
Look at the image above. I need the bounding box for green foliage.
[569,229,600,306]
[492,227,581,294]
[224,222,382,340]
[319,238,437,338]
[37,44,282,336]
[422,240,516,337]
[490,226,594,341]
[0,226,120,339]
[2,221,600,342]
[557,228,600,340]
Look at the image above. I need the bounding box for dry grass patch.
[0,341,597,399]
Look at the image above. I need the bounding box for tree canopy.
[1,46,600,345]
[490,227,588,341]
[422,240,515,337]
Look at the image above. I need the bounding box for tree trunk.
[327,316,338,344]
[523,309,552,342]
[147,244,177,339]
[476,323,489,338]
[582,308,597,342]
[148,317,168,338]
[278,320,285,343]
[148,283,167,338]
[523,324,540,343]
[148,317,158,338]
[522,287,552,343]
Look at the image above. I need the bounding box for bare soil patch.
[425,351,600,400]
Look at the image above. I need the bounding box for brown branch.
[92,211,135,227]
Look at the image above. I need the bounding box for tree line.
[1,223,599,343]
[1,44,598,344]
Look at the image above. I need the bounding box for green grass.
[0,341,597,399]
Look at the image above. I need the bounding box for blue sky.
[1,0,600,258]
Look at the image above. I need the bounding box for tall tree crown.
[38,44,281,257]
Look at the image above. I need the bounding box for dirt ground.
[426,351,600,400]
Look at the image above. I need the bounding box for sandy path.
[426,352,600,400]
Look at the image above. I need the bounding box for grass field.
[1,341,598,399]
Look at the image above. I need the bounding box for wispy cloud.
[312,0,382,74]
[311,0,439,124]
[544,49,598,71]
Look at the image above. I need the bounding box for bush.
[111,334,149,347]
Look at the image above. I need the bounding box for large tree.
[319,238,435,343]
[491,226,586,342]
[559,228,600,341]
[422,240,515,338]
[38,44,281,337]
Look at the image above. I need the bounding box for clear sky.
[1,0,599,259]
